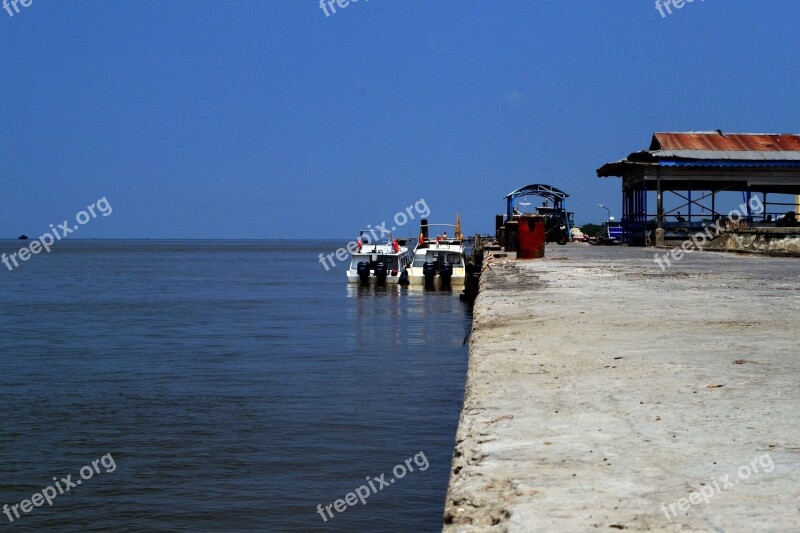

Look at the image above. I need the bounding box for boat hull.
[407,273,465,288]
[346,273,407,285]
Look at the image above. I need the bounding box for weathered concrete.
[444,244,800,532]
[705,228,800,256]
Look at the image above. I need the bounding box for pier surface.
[445,245,800,532]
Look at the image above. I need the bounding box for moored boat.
[346,233,415,285]
[407,217,467,289]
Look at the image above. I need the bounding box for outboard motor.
[440,262,454,288]
[374,262,388,285]
[356,261,371,285]
[422,261,437,288]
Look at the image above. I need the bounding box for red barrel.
[516,215,546,259]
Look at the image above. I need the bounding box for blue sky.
[1,0,798,238]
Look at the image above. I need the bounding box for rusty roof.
[650,131,800,152]
[598,131,800,177]
[652,149,800,161]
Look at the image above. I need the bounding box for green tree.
[578,223,604,238]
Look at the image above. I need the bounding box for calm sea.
[0,240,470,532]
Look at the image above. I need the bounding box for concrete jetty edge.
[443,245,800,532]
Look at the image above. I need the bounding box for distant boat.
[18,234,29,240]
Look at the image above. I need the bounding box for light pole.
[598,204,612,221]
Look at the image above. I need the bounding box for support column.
[746,187,753,222]
[657,169,663,229]
[711,191,716,221]
[643,181,648,226]
[687,182,692,223]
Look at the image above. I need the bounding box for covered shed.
[597,131,800,245]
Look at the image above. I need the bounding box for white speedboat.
[346,233,415,285]
[407,218,467,288]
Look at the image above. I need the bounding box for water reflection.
[346,282,471,353]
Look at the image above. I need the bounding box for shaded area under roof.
[596,131,800,245]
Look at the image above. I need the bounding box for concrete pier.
[444,245,800,532]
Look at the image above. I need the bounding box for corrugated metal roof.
[598,132,800,178]
[660,160,800,168]
[651,132,800,152]
[653,150,800,161]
